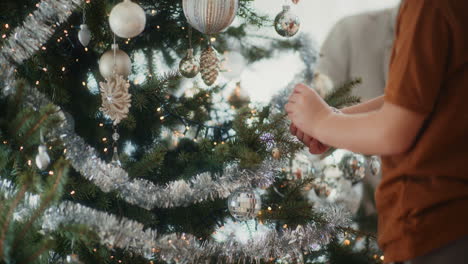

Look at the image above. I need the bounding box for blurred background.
[243,0,400,102]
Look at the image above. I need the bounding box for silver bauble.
[369,156,381,176]
[179,49,199,78]
[182,0,239,35]
[200,45,220,86]
[228,187,261,221]
[339,153,366,184]
[78,24,91,47]
[99,44,132,79]
[109,0,146,38]
[274,5,301,37]
[35,145,50,170]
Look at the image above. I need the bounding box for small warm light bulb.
[82,81,86,86]
[267,206,272,211]
[61,67,66,72]
[102,137,107,142]
[103,147,108,152]
[84,47,88,52]
[27,160,32,166]
[35,81,40,85]
[99,123,104,127]
[48,171,54,175]
[160,116,165,120]
[210,37,216,42]
[283,224,288,229]
[344,239,351,246]
[70,190,76,195]
[19,146,24,151]
[4,24,9,29]
[380,256,385,261]
[42,67,47,72]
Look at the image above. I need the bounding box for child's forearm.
[312,102,424,156]
[340,95,384,114]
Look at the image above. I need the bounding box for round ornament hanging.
[274,5,301,37]
[179,48,200,78]
[35,145,50,170]
[228,187,261,221]
[99,44,132,79]
[182,0,239,35]
[339,153,366,184]
[200,45,220,86]
[109,0,146,38]
[78,24,91,47]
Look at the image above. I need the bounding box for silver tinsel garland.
[43,202,351,263]
[0,0,84,96]
[18,79,279,210]
[0,178,352,263]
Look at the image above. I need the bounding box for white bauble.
[220,51,246,80]
[35,145,50,170]
[99,44,132,79]
[109,0,146,38]
[78,24,91,47]
[183,0,239,35]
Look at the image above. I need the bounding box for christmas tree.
[0,0,383,263]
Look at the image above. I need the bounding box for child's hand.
[285,83,331,137]
[290,123,330,154]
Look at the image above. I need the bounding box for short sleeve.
[385,1,450,115]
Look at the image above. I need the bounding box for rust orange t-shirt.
[377,0,468,262]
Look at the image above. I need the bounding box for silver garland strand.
[17,85,280,210]
[43,202,351,263]
[0,0,84,96]
[1,177,352,263]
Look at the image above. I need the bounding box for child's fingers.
[290,124,297,135]
[296,129,304,142]
[294,83,307,93]
[288,93,298,103]
[303,135,312,146]
[285,103,294,113]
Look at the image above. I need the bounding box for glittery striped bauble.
[200,46,220,86]
[182,0,239,35]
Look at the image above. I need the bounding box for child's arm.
[286,84,425,156]
[341,95,384,114]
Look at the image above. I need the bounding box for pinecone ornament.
[200,45,220,86]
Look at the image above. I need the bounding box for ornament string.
[188,25,193,50]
